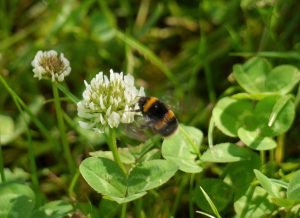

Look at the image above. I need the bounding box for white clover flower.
[31,50,71,82]
[77,69,145,133]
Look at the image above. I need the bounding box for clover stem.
[107,128,126,174]
[52,83,76,175]
[189,174,195,218]
[121,203,127,218]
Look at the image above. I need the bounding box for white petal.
[108,112,120,128]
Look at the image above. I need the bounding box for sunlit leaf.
[79,157,127,198]
[128,159,178,194]
[233,57,272,93]
[0,182,35,218]
[265,65,300,94]
[201,143,252,163]
[212,97,253,137]
[162,125,203,173]
[233,57,300,94]
[238,127,277,150]
[255,96,295,137]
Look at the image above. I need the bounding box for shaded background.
[1,0,300,217]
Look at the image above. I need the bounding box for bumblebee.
[138,96,178,137]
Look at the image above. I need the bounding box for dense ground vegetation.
[1,0,300,217]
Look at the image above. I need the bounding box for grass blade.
[199,186,222,218]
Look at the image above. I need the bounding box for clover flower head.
[31,50,71,82]
[77,69,145,133]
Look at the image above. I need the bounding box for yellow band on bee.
[154,110,175,129]
[143,97,158,112]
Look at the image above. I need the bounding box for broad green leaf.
[238,127,277,150]
[234,186,276,218]
[79,157,127,198]
[233,57,300,94]
[224,152,261,200]
[287,170,300,200]
[0,182,35,218]
[106,192,147,204]
[128,159,178,194]
[162,125,203,173]
[31,200,73,218]
[194,179,233,214]
[233,57,272,93]
[212,97,253,137]
[254,170,280,197]
[268,95,293,127]
[80,158,178,204]
[201,143,252,163]
[0,115,15,144]
[265,65,300,94]
[255,96,295,137]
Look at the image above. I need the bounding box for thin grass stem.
[52,83,76,175]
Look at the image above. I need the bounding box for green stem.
[134,198,143,218]
[13,97,40,193]
[68,169,80,198]
[121,203,127,218]
[52,83,75,175]
[189,174,195,218]
[107,128,126,174]
[0,143,5,183]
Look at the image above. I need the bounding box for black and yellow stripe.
[138,96,178,137]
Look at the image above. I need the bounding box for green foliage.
[201,143,252,162]
[79,157,177,203]
[195,180,232,214]
[0,182,35,218]
[1,0,300,217]
[162,125,203,173]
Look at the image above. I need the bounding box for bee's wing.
[120,116,155,141]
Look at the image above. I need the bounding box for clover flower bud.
[77,70,145,133]
[31,50,71,82]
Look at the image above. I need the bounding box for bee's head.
[138,96,148,111]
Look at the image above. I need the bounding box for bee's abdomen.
[154,110,178,136]
[158,117,178,136]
